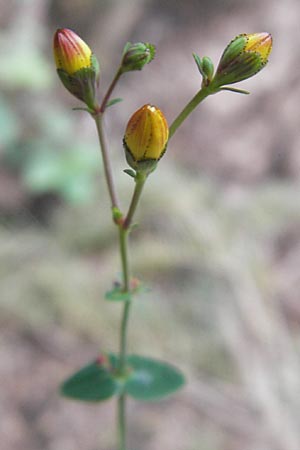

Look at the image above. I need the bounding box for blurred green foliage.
[1,90,101,203]
[23,143,100,203]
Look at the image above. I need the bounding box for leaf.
[105,285,131,302]
[220,86,250,95]
[106,98,123,108]
[123,168,136,178]
[192,53,204,76]
[105,278,147,302]
[61,359,118,402]
[124,355,186,401]
[72,107,91,112]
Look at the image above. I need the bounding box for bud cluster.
[53,29,157,113]
[53,29,272,175]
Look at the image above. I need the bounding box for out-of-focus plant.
[53,28,272,450]
[23,142,100,203]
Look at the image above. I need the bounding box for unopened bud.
[123,104,169,174]
[201,56,214,82]
[211,32,272,88]
[53,28,100,109]
[121,42,155,73]
[193,54,214,87]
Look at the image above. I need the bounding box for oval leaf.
[125,355,185,401]
[61,360,118,402]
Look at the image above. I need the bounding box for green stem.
[169,86,212,139]
[117,172,149,372]
[94,65,137,450]
[119,226,130,290]
[123,171,147,229]
[100,67,123,113]
[117,226,130,450]
[94,113,119,210]
[117,172,147,450]
[118,225,131,371]
[118,393,126,450]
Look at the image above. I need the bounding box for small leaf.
[61,360,118,402]
[124,355,185,401]
[106,98,123,108]
[72,107,91,112]
[123,168,136,178]
[105,284,131,302]
[220,86,250,95]
[112,206,123,222]
[193,53,204,76]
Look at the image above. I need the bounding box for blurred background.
[1,0,300,449]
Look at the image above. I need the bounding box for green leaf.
[72,107,91,113]
[61,359,118,402]
[124,355,185,401]
[105,285,131,302]
[193,53,204,76]
[123,168,136,178]
[220,86,250,95]
[105,278,147,302]
[106,98,123,108]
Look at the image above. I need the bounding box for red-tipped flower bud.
[53,28,100,109]
[211,32,272,88]
[123,104,169,174]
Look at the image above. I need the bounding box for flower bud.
[123,104,169,174]
[211,32,272,88]
[201,56,214,82]
[53,28,100,109]
[193,54,214,87]
[121,42,155,73]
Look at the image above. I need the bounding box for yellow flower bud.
[53,28,92,75]
[211,32,272,88]
[244,33,272,61]
[123,104,169,173]
[53,28,100,110]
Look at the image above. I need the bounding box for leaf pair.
[61,354,185,402]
